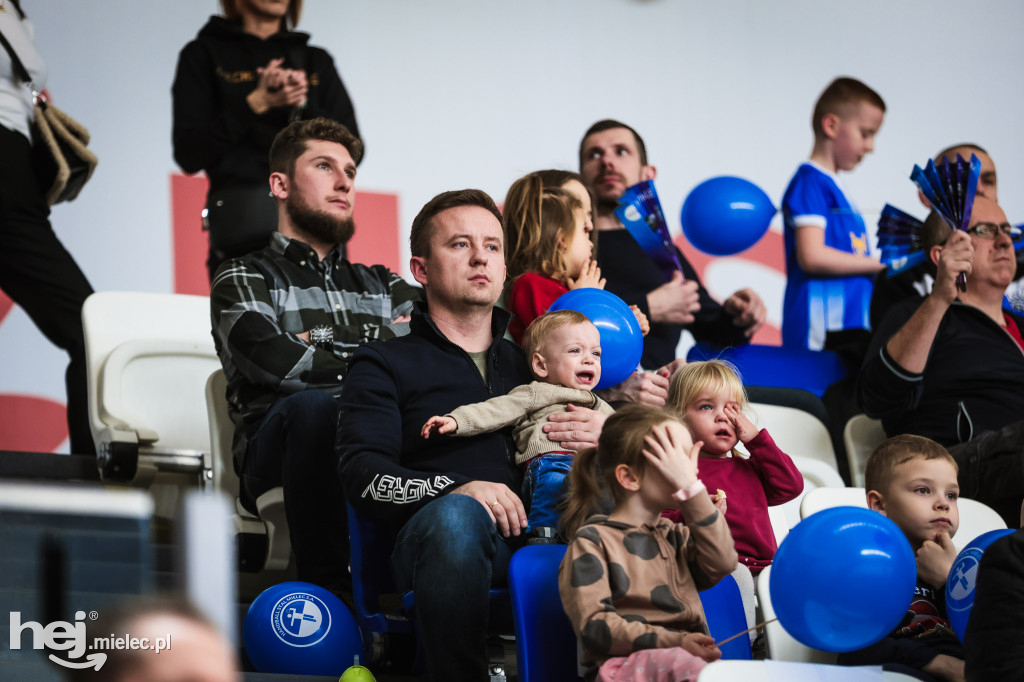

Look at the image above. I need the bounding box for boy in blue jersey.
[782,77,887,351]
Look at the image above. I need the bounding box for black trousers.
[241,390,349,593]
[0,124,95,455]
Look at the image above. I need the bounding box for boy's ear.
[614,463,640,492]
[820,112,840,140]
[531,351,549,378]
[866,489,886,514]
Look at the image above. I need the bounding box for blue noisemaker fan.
[614,180,682,282]
[909,153,982,291]
[876,204,926,277]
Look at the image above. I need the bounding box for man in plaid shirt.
[211,118,421,597]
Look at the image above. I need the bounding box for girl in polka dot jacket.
[558,405,738,682]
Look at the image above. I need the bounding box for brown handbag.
[0,25,97,205]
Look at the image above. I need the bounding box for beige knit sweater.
[448,381,616,465]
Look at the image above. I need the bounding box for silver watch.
[309,324,333,350]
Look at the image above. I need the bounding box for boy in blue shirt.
[782,77,887,351]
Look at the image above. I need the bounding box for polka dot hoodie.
[558,502,737,677]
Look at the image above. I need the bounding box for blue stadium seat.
[509,545,752,682]
[346,503,511,671]
[509,545,582,682]
[699,573,753,660]
[687,342,847,398]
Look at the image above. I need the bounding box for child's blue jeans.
[521,452,574,541]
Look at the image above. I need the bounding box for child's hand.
[567,260,606,290]
[629,304,650,336]
[421,416,457,439]
[656,358,686,380]
[681,633,722,663]
[712,489,728,515]
[642,422,701,492]
[916,530,957,588]
[723,403,758,444]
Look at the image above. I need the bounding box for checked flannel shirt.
[211,232,422,468]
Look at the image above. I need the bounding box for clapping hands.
[248,57,308,113]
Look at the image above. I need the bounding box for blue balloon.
[548,289,643,389]
[243,581,362,675]
[946,528,1015,642]
[770,507,916,652]
[680,176,776,256]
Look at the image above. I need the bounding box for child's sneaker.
[526,526,558,545]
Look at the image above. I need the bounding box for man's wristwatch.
[309,325,333,350]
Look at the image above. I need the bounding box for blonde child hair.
[560,404,680,539]
[667,360,749,452]
[503,172,584,284]
[520,309,591,363]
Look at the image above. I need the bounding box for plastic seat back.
[205,369,237,498]
[205,369,291,572]
[745,403,838,472]
[346,502,412,640]
[699,573,753,660]
[756,565,837,664]
[686,342,847,398]
[842,414,886,488]
[82,291,220,483]
[773,456,846,533]
[509,545,582,682]
[346,502,510,670]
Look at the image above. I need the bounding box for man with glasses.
[859,196,1024,525]
[869,143,1019,329]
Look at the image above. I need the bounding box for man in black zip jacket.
[338,189,605,681]
[859,196,1024,525]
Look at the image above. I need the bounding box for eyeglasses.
[967,222,1023,241]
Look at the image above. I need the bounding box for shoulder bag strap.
[0,26,31,85]
[1,0,39,93]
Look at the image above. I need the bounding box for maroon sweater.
[664,429,802,574]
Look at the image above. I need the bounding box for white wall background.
[6,0,1024,451]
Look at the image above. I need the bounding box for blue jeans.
[242,390,349,592]
[522,453,573,536]
[391,493,517,681]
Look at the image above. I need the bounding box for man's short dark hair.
[935,143,988,163]
[409,189,503,258]
[269,117,363,178]
[811,77,886,138]
[579,119,648,168]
